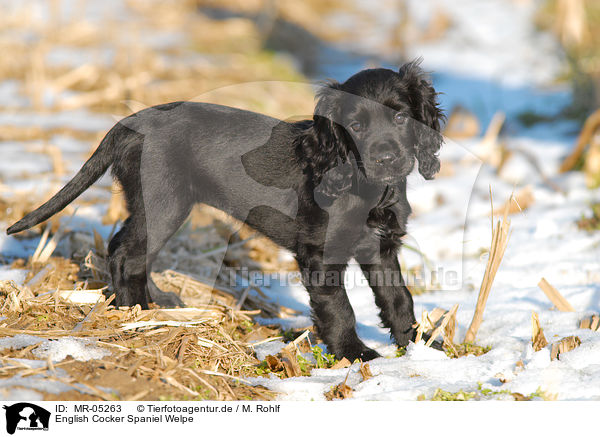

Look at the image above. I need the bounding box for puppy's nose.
[374,152,398,166]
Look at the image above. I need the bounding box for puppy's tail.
[6,124,123,235]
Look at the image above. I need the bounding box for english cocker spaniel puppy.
[8,60,445,361]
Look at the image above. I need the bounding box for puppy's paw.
[356,347,381,362]
[336,344,380,362]
[393,326,416,348]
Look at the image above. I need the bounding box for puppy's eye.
[394,112,407,124]
[349,121,362,132]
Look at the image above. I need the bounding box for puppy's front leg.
[296,248,379,361]
[360,254,417,348]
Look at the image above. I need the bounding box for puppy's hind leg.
[107,215,151,308]
[143,194,192,307]
[107,199,190,308]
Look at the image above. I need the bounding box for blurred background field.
[1,0,600,401]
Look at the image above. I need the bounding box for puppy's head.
[311,60,445,193]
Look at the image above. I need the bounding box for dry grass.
[444,342,491,359]
[0,218,289,400]
[0,0,315,117]
[196,0,360,43]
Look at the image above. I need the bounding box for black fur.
[7,61,444,361]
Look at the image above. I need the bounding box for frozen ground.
[1,0,599,401]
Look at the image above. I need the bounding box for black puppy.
[7,61,444,361]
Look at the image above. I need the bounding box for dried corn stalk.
[443,307,457,349]
[414,308,442,343]
[531,311,548,352]
[443,105,480,139]
[495,186,534,216]
[479,111,506,168]
[324,367,354,400]
[550,336,581,361]
[324,382,353,400]
[414,304,459,347]
[560,108,600,173]
[464,191,512,343]
[580,314,600,331]
[279,345,302,377]
[538,278,575,312]
[584,131,600,188]
[359,362,373,381]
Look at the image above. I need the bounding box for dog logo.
[3,403,50,434]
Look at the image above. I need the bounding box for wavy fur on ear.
[399,60,446,180]
[295,82,354,203]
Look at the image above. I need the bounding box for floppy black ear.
[296,82,354,203]
[399,60,445,180]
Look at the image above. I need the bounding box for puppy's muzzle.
[372,142,403,167]
[374,151,399,166]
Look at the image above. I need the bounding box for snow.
[253,341,287,362]
[0,334,110,363]
[404,0,565,87]
[0,266,28,284]
[32,337,110,362]
[0,373,74,399]
[0,335,112,400]
[1,0,599,402]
